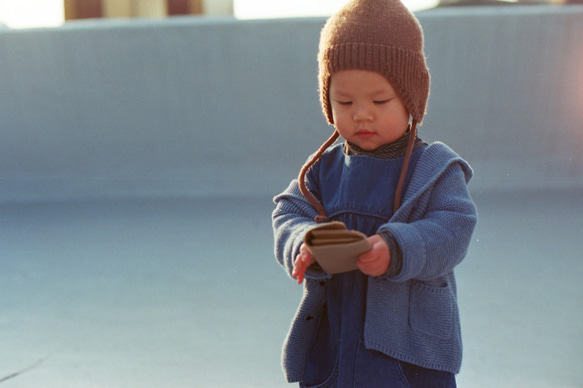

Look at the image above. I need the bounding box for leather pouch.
[304,221,372,274]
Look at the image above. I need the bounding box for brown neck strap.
[298,131,340,223]
[393,120,417,214]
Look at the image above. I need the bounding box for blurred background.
[2,0,582,29]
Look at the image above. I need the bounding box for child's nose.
[353,106,373,122]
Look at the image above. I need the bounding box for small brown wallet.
[303,221,372,274]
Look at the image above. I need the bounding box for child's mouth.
[357,130,374,139]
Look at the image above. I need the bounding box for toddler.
[272,0,478,386]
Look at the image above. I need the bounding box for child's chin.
[354,141,381,152]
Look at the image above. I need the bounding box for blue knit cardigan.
[272,142,478,382]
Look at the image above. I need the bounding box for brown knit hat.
[299,0,431,222]
[318,0,430,124]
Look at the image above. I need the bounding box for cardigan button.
[305,316,314,321]
[319,281,326,287]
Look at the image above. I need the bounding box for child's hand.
[292,244,315,284]
[357,234,391,277]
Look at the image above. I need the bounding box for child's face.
[329,70,410,151]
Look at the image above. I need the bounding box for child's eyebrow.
[331,89,352,97]
[369,88,392,96]
[331,87,393,98]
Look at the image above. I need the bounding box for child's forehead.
[330,70,395,93]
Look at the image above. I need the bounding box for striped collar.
[343,126,427,159]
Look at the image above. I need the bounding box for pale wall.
[1,6,582,203]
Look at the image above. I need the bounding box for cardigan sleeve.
[272,178,332,281]
[379,161,478,282]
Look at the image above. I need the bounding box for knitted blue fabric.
[272,142,478,382]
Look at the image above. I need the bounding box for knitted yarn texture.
[318,0,430,124]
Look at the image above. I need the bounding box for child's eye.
[337,101,352,106]
[374,99,390,105]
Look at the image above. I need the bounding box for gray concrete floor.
[0,190,582,387]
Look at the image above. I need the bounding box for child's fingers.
[358,235,390,276]
[293,253,308,284]
[358,249,375,263]
[358,251,389,277]
[293,261,307,284]
[299,246,316,267]
[357,260,383,277]
[296,268,306,284]
[357,254,377,271]
[299,245,313,262]
[293,245,315,284]
[292,256,302,276]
